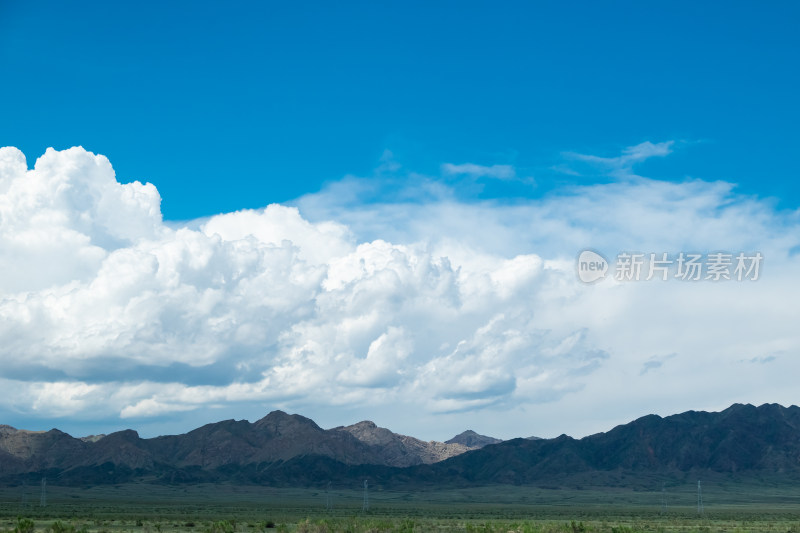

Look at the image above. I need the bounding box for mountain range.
[2,403,799,488]
[0,412,498,485]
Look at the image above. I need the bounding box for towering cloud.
[0,146,798,440]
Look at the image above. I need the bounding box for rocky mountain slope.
[334,421,471,466]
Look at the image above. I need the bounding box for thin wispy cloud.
[639,353,677,375]
[441,163,517,180]
[742,355,778,365]
[562,141,675,179]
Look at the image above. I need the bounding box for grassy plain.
[1,482,799,533]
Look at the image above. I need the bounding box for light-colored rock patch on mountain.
[334,420,472,466]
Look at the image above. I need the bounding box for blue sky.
[0,2,799,441]
[2,1,799,218]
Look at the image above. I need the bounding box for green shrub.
[50,522,75,533]
[15,518,35,533]
[397,518,415,533]
[569,521,586,533]
[208,521,235,533]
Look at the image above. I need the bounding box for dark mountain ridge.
[446,430,503,449]
[2,403,799,488]
[403,403,800,487]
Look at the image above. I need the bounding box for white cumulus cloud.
[0,144,798,441]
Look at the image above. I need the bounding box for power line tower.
[325,481,332,511]
[362,480,369,512]
[661,482,667,513]
[40,477,47,507]
[697,480,703,515]
[20,481,27,508]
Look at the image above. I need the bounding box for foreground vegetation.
[1,483,799,532]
